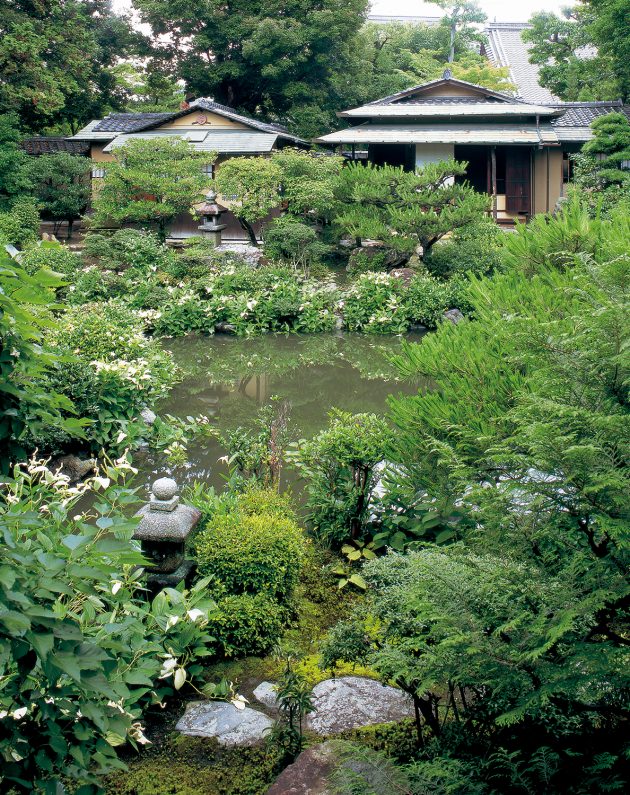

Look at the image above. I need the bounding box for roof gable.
[365,74,521,107]
[87,99,306,144]
[337,73,560,120]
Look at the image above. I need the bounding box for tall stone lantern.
[133,477,200,589]
[197,189,227,246]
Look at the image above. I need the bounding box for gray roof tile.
[484,23,559,104]
[22,137,90,155]
[93,112,173,133]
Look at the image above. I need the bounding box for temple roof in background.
[21,137,90,155]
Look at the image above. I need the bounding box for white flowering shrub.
[0,455,221,793]
[342,271,460,333]
[25,301,178,453]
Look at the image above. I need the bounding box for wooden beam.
[491,146,497,221]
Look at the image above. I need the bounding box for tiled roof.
[21,137,90,155]
[551,102,629,127]
[484,23,559,105]
[191,99,304,142]
[364,76,521,107]
[340,103,559,119]
[69,119,121,141]
[75,99,306,145]
[93,112,174,133]
[102,130,280,154]
[551,102,630,141]
[316,123,559,146]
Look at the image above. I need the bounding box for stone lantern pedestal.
[133,477,201,589]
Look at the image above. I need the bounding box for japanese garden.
[0,1,628,793]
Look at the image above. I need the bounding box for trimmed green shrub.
[19,241,80,276]
[213,592,285,657]
[425,219,503,279]
[83,229,174,271]
[195,492,305,605]
[263,216,330,274]
[0,196,40,246]
[237,485,296,519]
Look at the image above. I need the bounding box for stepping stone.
[176,701,273,746]
[253,681,279,709]
[267,742,336,795]
[306,676,413,735]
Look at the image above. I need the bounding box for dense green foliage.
[27,152,91,238]
[573,112,630,214]
[342,271,463,333]
[0,0,140,132]
[524,3,630,102]
[0,113,32,208]
[0,459,221,793]
[0,196,41,247]
[216,148,343,245]
[334,160,489,257]
[0,248,86,471]
[320,198,629,790]
[193,487,306,656]
[290,410,394,546]
[131,1,509,137]
[25,300,176,455]
[91,138,210,241]
[424,217,504,279]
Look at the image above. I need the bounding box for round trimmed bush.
[213,592,285,658]
[195,489,305,605]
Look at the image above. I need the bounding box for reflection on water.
[135,332,427,492]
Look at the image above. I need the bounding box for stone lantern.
[133,477,201,589]
[197,189,227,246]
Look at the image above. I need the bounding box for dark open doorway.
[368,143,416,171]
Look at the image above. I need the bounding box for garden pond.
[135,331,428,493]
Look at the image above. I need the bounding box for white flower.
[186,608,205,622]
[159,656,178,678]
[231,694,249,710]
[166,615,179,629]
[111,581,123,595]
[11,707,28,720]
[129,721,152,745]
[174,667,186,690]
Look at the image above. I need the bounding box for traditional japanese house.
[316,70,628,223]
[70,98,307,240]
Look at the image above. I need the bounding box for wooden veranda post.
[491,146,498,221]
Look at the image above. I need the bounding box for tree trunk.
[412,695,425,748]
[238,216,258,247]
[417,694,441,736]
[66,218,74,240]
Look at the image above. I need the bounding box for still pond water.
[136,332,426,493]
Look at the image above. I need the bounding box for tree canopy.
[333,160,489,257]
[524,4,630,102]
[27,152,92,238]
[0,1,142,132]
[91,138,210,240]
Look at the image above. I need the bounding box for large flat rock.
[306,676,413,735]
[266,742,336,795]
[175,701,273,746]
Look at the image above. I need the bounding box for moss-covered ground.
[105,543,374,795]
